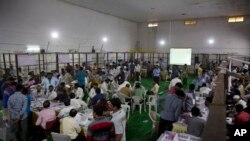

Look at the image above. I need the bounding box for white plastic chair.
[148,111,159,135]
[0,127,7,141]
[117,92,132,105]
[146,95,158,113]
[132,96,143,114]
[51,132,71,141]
[121,104,131,120]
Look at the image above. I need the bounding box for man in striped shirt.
[87,104,114,141]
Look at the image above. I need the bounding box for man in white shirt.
[169,75,182,89]
[32,84,45,98]
[199,83,211,97]
[101,79,111,95]
[58,98,74,118]
[69,93,87,110]
[61,109,85,141]
[44,73,59,92]
[200,97,212,121]
[88,83,99,98]
[233,95,247,109]
[135,63,141,81]
[45,85,57,101]
[118,81,131,91]
[151,81,160,95]
[74,83,84,100]
[110,98,126,141]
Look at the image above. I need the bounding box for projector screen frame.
[169,48,192,66]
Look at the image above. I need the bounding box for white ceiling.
[61,0,250,22]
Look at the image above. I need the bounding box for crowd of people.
[0,59,249,141]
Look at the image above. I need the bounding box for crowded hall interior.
[0,0,250,141]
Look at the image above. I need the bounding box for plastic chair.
[148,111,160,135]
[45,118,60,135]
[146,95,158,113]
[132,96,143,114]
[51,132,71,141]
[121,104,131,120]
[117,92,132,105]
[0,127,7,141]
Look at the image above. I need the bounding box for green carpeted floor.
[126,76,194,141]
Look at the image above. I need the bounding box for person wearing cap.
[233,95,247,109]
[153,64,161,85]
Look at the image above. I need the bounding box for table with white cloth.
[31,98,94,136]
[157,131,201,141]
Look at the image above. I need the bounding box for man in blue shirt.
[91,88,105,106]
[76,67,87,89]
[8,84,28,141]
[153,64,161,84]
[157,90,186,137]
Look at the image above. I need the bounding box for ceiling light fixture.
[148,23,158,27]
[208,38,215,45]
[228,16,244,23]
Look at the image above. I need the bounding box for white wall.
[138,16,250,55]
[0,0,137,53]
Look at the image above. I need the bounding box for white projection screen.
[170,48,192,65]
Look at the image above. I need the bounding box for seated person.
[119,84,132,97]
[132,82,145,98]
[233,95,247,109]
[55,87,69,103]
[233,104,250,125]
[73,83,84,100]
[187,107,206,137]
[91,88,105,106]
[199,83,211,96]
[169,75,182,89]
[118,80,131,91]
[87,104,114,141]
[88,82,99,99]
[200,97,212,121]
[58,98,74,118]
[61,109,85,141]
[32,84,45,98]
[147,81,159,95]
[45,85,57,101]
[69,93,87,110]
[35,100,56,129]
[101,79,111,95]
[35,100,56,140]
[168,82,182,94]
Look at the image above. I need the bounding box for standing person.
[153,64,161,85]
[110,98,126,141]
[87,104,114,141]
[129,62,135,81]
[8,84,28,141]
[157,90,186,137]
[182,64,189,87]
[135,63,141,81]
[64,69,74,86]
[76,67,87,89]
